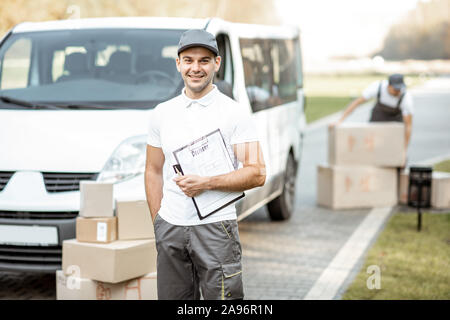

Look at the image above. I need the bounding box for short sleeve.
[362,81,381,100]
[147,106,162,147]
[230,105,259,145]
[401,93,414,116]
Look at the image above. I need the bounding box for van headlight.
[97,135,147,184]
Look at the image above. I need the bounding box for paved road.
[1,77,449,300]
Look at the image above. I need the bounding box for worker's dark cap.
[388,74,406,90]
[177,29,219,56]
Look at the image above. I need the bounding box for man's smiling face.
[176,47,221,99]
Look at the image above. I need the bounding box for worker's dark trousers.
[153,214,244,300]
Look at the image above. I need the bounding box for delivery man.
[330,74,414,149]
[144,29,266,300]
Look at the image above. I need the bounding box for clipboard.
[173,129,245,220]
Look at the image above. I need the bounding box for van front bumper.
[0,216,76,273]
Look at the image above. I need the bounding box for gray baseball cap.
[177,29,219,56]
[388,74,406,90]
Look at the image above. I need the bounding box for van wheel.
[267,154,297,221]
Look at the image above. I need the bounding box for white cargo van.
[0,17,305,272]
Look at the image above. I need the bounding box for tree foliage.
[377,0,450,60]
[0,0,280,37]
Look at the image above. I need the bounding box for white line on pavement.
[303,206,393,300]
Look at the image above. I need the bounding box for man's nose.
[191,61,201,72]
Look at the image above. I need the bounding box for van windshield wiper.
[56,103,115,110]
[0,97,114,110]
[0,95,62,110]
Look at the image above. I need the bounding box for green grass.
[342,212,450,300]
[305,96,353,123]
[303,74,433,124]
[433,160,450,173]
[304,74,387,97]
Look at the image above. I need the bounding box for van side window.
[240,38,299,112]
[271,39,298,105]
[215,34,234,99]
[0,38,32,90]
[294,37,303,89]
[240,38,273,112]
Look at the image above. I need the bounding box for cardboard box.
[431,172,450,208]
[398,170,450,208]
[116,199,154,240]
[398,169,409,205]
[79,181,114,217]
[317,164,398,209]
[62,239,157,283]
[56,270,157,300]
[76,217,117,243]
[328,122,405,167]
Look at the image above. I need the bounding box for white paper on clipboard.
[173,129,244,220]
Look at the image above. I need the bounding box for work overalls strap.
[369,82,404,122]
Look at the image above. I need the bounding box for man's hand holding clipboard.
[172,129,265,220]
[173,164,207,198]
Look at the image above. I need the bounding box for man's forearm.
[405,124,412,148]
[338,97,366,122]
[403,114,413,148]
[205,165,265,192]
[145,171,163,221]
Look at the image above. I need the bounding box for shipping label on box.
[76,217,117,243]
[56,270,157,300]
[317,164,398,209]
[116,199,154,240]
[328,122,405,167]
[62,239,157,283]
[79,181,114,218]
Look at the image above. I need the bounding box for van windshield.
[0,28,185,109]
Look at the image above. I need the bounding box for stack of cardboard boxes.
[56,181,158,300]
[317,123,404,209]
[317,122,450,210]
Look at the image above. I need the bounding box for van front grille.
[42,172,98,193]
[0,245,62,265]
[0,211,78,220]
[0,172,14,191]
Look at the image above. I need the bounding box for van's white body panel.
[0,109,151,172]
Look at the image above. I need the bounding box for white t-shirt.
[362,80,414,116]
[147,85,259,226]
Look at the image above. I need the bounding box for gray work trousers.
[153,214,244,300]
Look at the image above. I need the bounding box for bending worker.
[330,73,414,149]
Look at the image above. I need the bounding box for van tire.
[267,153,297,221]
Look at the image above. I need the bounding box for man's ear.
[214,55,222,72]
[176,57,181,73]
